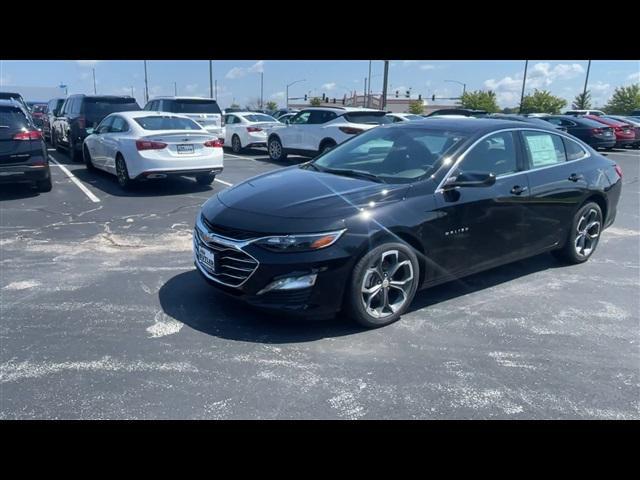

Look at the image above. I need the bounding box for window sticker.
[526,134,559,167]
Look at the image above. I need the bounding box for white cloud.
[402,61,419,66]
[185,83,199,93]
[248,61,264,73]
[419,64,437,71]
[627,71,640,83]
[321,82,336,91]
[270,91,285,100]
[80,72,91,80]
[76,60,100,67]
[225,67,246,79]
[0,73,12,85]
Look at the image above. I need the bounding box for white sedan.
[223,111,280,153]
[83,111,224,190]
[386,113,425,122]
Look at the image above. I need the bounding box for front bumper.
[614,138,635,147]
[192,225,355,318]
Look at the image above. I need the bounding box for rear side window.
[0,107,30,136]
[134,116,203,131]
[242,114,277,123]
[169,99,221,114]
[110,116,129,133]
[308,110,337,124]
[563,138,587,161]
[522,131,566,168]
[83,98,140,117]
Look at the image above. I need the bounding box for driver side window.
[291,111,311,124]
[456,131,517,177]
[96,116,114,134]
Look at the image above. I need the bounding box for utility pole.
[174,82,177,96]
[286,79,305,109]
[215,80,217,100]
[381,60,389,111]
[260,72,264,109]
[363,77,367,108]
[144,60,149,104]
[92,67,97,94]
[209,60,213,98]
[367,60,372,108]
[519,60,529,114]
[582,59,592,103]
[130,86,134,97]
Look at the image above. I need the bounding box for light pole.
[144,60,149,104]
[215,80,217,100]
[59,83,68,96]
[209,60,213,99]
[367,60,372,107]
[260,72,264,109]
[92,67,97,94]
[445,79,466,97]
[286,79,306,109]
[582,60,592,105]
[130,86,134,97]
[174,82,177,96]
[382,60,389,111]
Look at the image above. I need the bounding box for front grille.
[194,229,258,287]
[201,215,271,240]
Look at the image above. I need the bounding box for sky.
[1,60,638,109]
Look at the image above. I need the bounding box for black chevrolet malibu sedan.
[193,118,622,328]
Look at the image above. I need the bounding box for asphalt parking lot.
[1,144,638,419]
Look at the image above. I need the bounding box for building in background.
[290,93,457,114]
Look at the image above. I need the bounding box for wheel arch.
[319,137,337,151]
[581,193,608,224]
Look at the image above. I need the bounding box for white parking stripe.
[224,152,259,161]
[214,178,233,187]
[49,156,101,203]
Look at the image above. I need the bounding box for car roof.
[149,96,219,101]
[299,106,380,113]
[106,110,194,121]
[386,117,557,133]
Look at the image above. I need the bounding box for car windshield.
[242,114,277,123]
[171,99,222,114]
[31,104,47,113]
[343,112,392,124]
[134,116,203,131]
[403,114,424,121]
[310,126,466,184]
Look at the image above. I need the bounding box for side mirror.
[443,171,496,189]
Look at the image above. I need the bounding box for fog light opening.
[257,273,317,295]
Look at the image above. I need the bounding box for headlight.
[252,229,346,253]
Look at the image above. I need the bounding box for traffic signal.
[332,98,336,103]
[395,90,399,98]
[405,90,410,98]
[304,94,307,101]
[342,96,346,105]
[322,93,326,101]
[432,94,436,101]
[418,94,422,100]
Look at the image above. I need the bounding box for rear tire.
[115,154,133,190]
[83,145,95,171]
[345,242,420,328]
[231,135,243,153]
[69,137,80,162]
[196,173,216,186]
[268,136,287,161]
[319,140,337,155]
[35,176,53,193]
[553,202,603,264]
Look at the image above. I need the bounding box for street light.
[59,83,68,96]
[444,79,466,96]
[286,79,306,109]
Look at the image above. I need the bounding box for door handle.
[510,185,528,195]
[568,173,583,182]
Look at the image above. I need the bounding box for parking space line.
[49,156,101,203]
[224,152,259,161]
[214,178,233,187]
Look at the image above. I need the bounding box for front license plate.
[177,144,194,154]
[198,246,215,272]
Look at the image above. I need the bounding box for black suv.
[51,95,140,161]
[42,97,65,142]
[0,99,52,192]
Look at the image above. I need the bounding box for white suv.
[143,97,224,140]
[265,107,391,161]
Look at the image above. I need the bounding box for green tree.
[501,107,519,114]
[604,84,640,114]
[459,90,499,113]
[408,100,424,114]
[520,89,567,114]
[265,101,278,111]
[229,103,240,108]
[310,97,322,106]
[572,90,592,109]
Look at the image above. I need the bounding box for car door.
[304,110,337,151]
[519,129,590,252]
[283,110,312,149]
[88,116,114,169]
[101,115,129,173]
[429,130,532,276]
[224,115,238,145]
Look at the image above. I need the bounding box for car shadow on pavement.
[0,183,41,201]
[158,270,365,344]
[406,252,563,314]
[72,167,215,198]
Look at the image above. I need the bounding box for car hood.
[215,166,409,219]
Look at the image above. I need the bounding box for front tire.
[115,154,133,190]
[345,242,419,328]
[83,145,95,171]
[553,202,603,264]
[268,136,287,161]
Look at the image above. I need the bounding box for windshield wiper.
[321,167,385,183]
[303,162,324,172]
